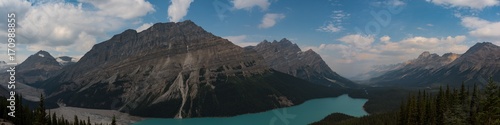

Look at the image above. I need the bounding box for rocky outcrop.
[40,20,340,118]
[249,39,357,88]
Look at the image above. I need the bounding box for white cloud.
[427,24,434,27]
[461,17,500,40]
[305,35,469,77]
[380,36,391,42]
[136,23,153,32]
[78,0,155,19]
[338,34,375,50]
[223,35,259,47]
[258,13,285,29]
[460,17,491,29]
[167,0,194,22]
[0,0,154,62]
[427,0,499,9]
[317,9,349,33]
[231,0,270,11]
[317,23,341,33]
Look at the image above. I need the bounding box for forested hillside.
[313,78,500,125]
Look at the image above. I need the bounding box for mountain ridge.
[370,42,500,87]
[37,20,342,118]
[249,38,357,88]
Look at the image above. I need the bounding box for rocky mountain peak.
[463,42,499,56]
[251,39,356,87]
[17,50,60,72]
[418,51,430,58]
[417,51,439,59]
[14,50,61,85]
[278,38,292,44]
[448,42,500,72]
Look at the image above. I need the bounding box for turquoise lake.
[133,94,368,125]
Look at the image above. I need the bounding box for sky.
[1,0,500,77]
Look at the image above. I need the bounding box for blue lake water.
[133,94,368,125]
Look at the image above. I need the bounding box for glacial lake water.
[133,94,368,125]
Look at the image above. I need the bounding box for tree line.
[0,94,117,125]
[399,78,500,125]
[313,78,500,125]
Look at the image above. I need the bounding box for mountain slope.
[371,42,500,87]
[249,39,357,88]
[40,20,341,118]
[16,50,62,85]
[433,42,500,86]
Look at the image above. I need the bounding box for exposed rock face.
[41,20,340,118]
[406,51,460,70]
[249,39,357,88]
[434,42,500,85]
[15,50,62,85]
[371,42,500,87]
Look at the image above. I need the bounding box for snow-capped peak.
[38,54,45,57]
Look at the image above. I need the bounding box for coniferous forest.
[0,94,117,125]
[313,78,500,125]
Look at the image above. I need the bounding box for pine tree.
[477,77,500,125]
[459,82,467,105]
[417,91,426,125]
[469,84,478,125]
[436,86,446,125]
[111,115,117,125]
[34,94,47,125]
[52,113,57,125]
[398,100,407,125]
[87,116,91,125]
[74,115,79,125]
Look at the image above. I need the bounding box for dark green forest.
[0,94,117,125]
[313,79,500,125]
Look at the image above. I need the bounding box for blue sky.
[1,0,500,77]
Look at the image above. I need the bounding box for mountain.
[39,20,341,118]
[433,42,500,86]
[371,42,500,87]
[16,50,62,85]
[56,56,78,67]
[248,39,357,88]
[0,61,9,73]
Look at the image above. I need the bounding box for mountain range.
[16,20,352,118]
[4,20,499,119]
[369,42,500,87]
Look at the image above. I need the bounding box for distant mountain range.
[369,42,500,87]
[8,20,352,118]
